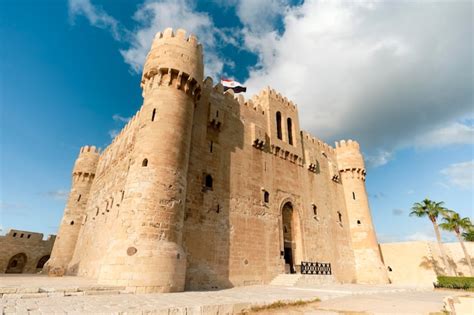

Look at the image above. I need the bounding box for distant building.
[47,28,388,293]
[0,229,55,273]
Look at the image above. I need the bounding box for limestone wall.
[50,28,388,292]
[181,81,357,290]
[380,241,474,286]
[0,230,55,273]
[67,110,141,278]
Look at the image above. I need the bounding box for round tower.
[47,145,99,276]
[335,140,389,284]
[96,28,203,292]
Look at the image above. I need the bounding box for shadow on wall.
[419,256,446,275]
[419,255,474,277]
[182,86,245,291]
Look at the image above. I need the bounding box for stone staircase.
[270,274,336,286]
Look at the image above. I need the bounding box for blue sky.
[0,0,472,242]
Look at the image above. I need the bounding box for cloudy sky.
[1,0,472,242]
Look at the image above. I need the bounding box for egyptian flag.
[221,78,247,93]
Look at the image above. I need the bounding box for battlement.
[302,131,335,155]
[141,67,202,100]
[2,229,56,243]
[79,145,100,154]
[152,28,202,50]
[335,139,360,151]
[143,28,204,91]
[73,144,100,177]
[256,87,297,112]
[335,139,366,175]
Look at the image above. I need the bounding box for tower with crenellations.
[48,27,388,292]
[335,140,389,284]
[46,146,99,276]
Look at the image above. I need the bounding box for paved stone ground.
[1,275,472,314]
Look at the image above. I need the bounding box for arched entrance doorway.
[281,201,301,274]
[36,255,50,271]
[5,253,27,274]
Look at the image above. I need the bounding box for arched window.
[151,108,156,121]
[142,159,148,167]
[287,117,293,145]
[276,111,282,140]
[205,174,213,189]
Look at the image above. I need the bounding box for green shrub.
[434,276,474,290]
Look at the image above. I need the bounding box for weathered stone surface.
[0,230,55,274]
[46,27,389,292]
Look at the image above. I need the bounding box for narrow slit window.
[287,117,293,145]
[338,211,342,223]
[151,108,156,121]
[312,204,317,216]
[352,192,356,200]
[205,174,213,189]
[276,111,282,140]
[142,159,148,167]
[263,190,270,203]
[77,194,81,202]
[210,141,213,153]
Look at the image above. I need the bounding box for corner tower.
[335,140,388,284]
[96,28,203,292]
[47,146,99,276]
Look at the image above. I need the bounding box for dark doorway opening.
[6,253,27,274]
[282,202,297,274]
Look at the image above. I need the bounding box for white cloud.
[69,0,234,79]
[108,129,120,139]
[44,190,69,201]
[120,0,230,79]
[112,114,131,123]
[241,0,473,155]
[414,121,474,149]
[405,231,435,242]
[366,150,393,168]
[69,0,121,40]
[440,160,474,190]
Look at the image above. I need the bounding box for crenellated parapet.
[72,145,100,181]
[255,87,297,112]
[141,67,201,101]
[141,28,203,101]
[335,139,366,181]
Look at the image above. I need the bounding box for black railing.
[300,261,332,275]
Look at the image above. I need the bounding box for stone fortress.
[46,28,390,293]
[0,230,55,274]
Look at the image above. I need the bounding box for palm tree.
[462,229,474,242]
[440,211,473,276]
[410,199,453,275]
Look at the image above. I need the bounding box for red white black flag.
[221,78,247,93]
